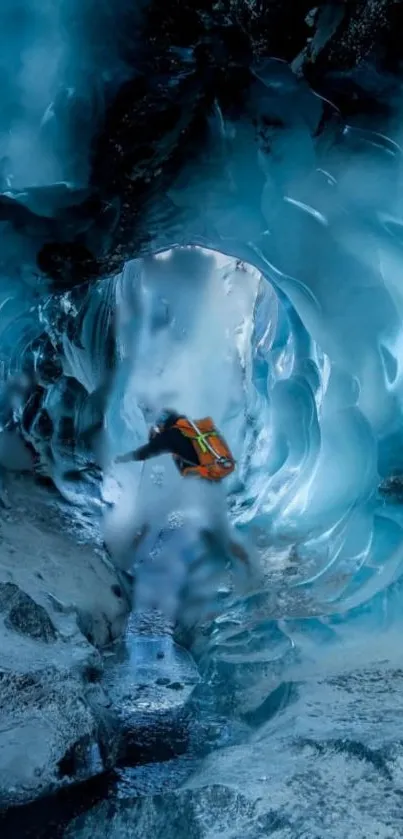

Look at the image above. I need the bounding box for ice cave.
[1,2,403,837]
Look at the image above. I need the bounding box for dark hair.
[156,408,181,427]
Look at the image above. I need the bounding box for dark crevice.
[0,773,114,839]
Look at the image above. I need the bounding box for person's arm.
[115,429,172,464]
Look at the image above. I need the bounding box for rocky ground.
[66,642,403,839]
[0,472,130,809]
[0,469,204,839]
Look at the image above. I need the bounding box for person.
[115,409,251,568]
[115,409,236,481]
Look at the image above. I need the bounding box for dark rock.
[0,582,20,612]
[5,590,57,643]
[0,584,57,642]
[0,772,112,839]
[116,715,190,766]
[168,682,184,691]
[58,735,103,780]
[5,0,401,293]
[84,663,103,685]
[302,0,403,81]
[37,241,100,291]
[227,0,313,61]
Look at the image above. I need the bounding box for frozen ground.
[67,627,403,839]
[0,472,129,807]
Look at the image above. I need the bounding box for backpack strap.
[186,418,232,466]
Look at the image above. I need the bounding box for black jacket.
[132,413,199,469]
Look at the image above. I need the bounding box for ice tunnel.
[2,2,403,836]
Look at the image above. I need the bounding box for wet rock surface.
[101,625,201,766]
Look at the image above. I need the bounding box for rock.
[0,772,112,839]
[0,667,98,809]
[303,0,403,78]
[227,0,313,61]
[3,586,57,643]
[0,583,19,612]
[167,681,184,691]
[67,656,403,839]
[0,475,130,808]
[76,608,112,648]
[101,629,200,766]
[66,785,274,839]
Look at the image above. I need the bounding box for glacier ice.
[2,4,403,834]
[1,53,403,672]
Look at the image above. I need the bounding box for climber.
[115,410,251,568]
[115,409,236,481]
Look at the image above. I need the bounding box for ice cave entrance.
[103,242,402,619]
[102,245,273,614]
[124,244,263,437]
[104,243,270,512]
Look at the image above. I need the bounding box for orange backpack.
[173,416,236,482]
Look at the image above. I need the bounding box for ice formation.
[3,59,403,616]
[2,1,403,834]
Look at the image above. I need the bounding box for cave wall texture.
[25,0,403,290]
